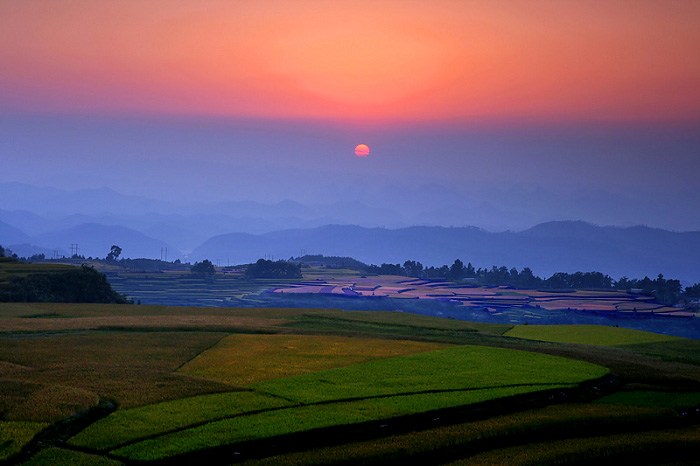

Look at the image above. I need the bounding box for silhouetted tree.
[465,262,475,278]
[685,283,700,299]
[449,259,465,280]
[191,259,216,279]
[245,259,301,278]
[0,265,128,303]
[106,245,122,262]
[403,260,424,278]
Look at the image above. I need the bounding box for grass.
[253,345,608,404]
[111,345,608,461]
[596,390,700,409]
[505,324,680,346]
[0,302,313,319]
[0,421,47,461]
[2,303,698,465]
[455,425,700,465]
[283,313,512,345]
[241,404,676,466]
[622,338,700,366]
[0,382,99,422]
[321,311,512,335]
[69,390,294,450]
[18,447,123,466]
[0,331,233,419]
[178,334,451,385]
[111,386,579,461]
[0,261,74,279]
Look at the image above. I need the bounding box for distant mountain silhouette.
[190,222,700,283]
[0,220,31,246]
[0,182,178,217]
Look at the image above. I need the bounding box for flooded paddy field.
[107,272,700,339]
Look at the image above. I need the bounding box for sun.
[355,144,370,157]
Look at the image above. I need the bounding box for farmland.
[0,302,699,464]
[104,268,700,340]
[505,324,681,346]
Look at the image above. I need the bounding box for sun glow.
[1,1,699,123]
[355,144,370,157]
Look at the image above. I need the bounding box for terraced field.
[84,344,605,462]
[505,324,681,346]
[1,303,699,465]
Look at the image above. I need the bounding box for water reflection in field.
[255,292,700,340]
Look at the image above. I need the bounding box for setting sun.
[355,144,370,157]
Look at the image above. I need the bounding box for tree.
[106,245,122,262]
[0,265,128,304]
[403,260,423,278]
[191,259,216,279]
[685,283,700,299]
[465,262,475,278]
[449,259,465,281]
[245,259,302,278]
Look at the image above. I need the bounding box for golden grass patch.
[0,332,235,417]
[505,325,680,346]
[1,383,98,422]
[178,334,450,385]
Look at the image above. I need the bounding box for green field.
[18,448,122,466]
[253,345,607,404]
[0,421,47,461]
[505,324,681,346]
[73,342,605,458]
[0,303,698,464]
[242,404,677,466]
[178,334,450,385]
[69,391,294,450]
[112,387,586,461]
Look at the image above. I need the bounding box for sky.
[1,0,700,231]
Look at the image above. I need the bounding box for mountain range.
[2,217,699,284]
[190,223,700,283]
[2,182,699,283]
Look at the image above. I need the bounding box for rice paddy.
[505,324,681,346]
[0,421,47,461]
[178,334,450,385]
[1,300,698,464]
[240,404,677,466]
[252,345,608,404]
[69,391,294,450]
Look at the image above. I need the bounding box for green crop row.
[253,345,609,404]
[111,385,574,461]
[93,344,607,459]
[0,421,47,461]
[69,390,294,450]
[242,404,677,466]
[19,447,123,466]
[505,324,680,346]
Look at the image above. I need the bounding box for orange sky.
[1,0,699,123]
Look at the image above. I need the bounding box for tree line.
[0,264,129,304]
[366,259,699,306]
